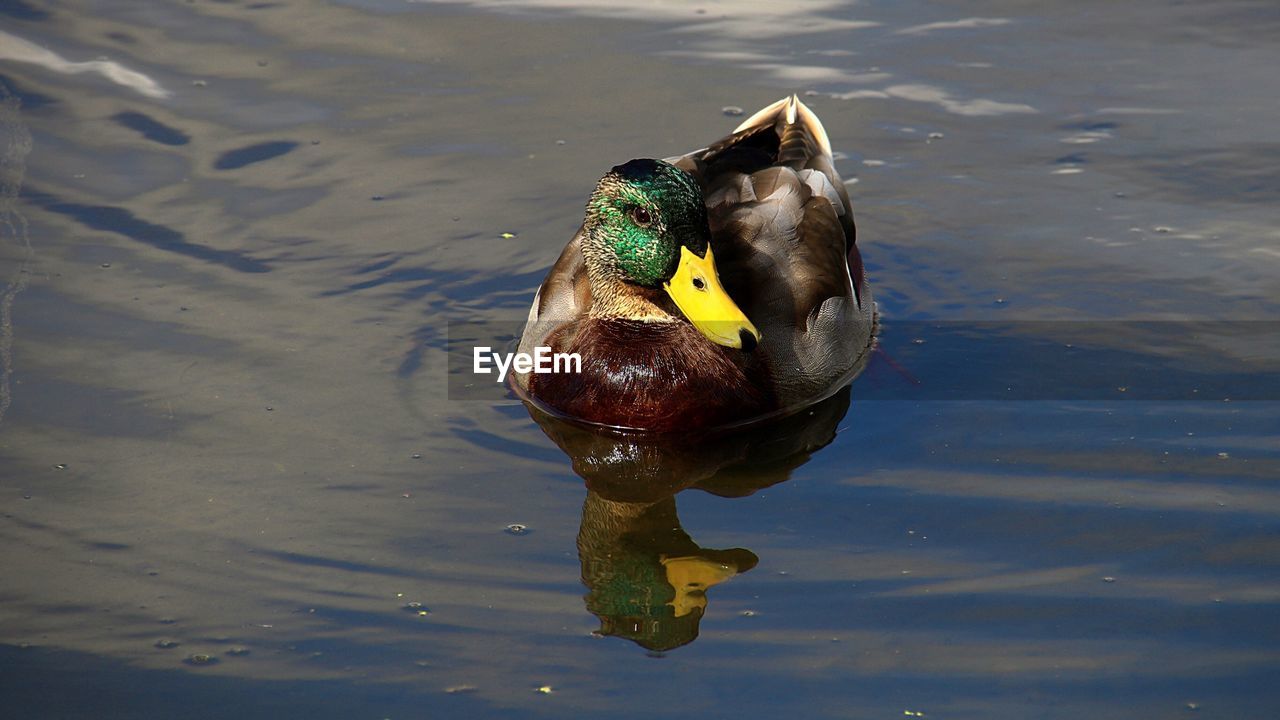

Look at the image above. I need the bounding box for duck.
[514,95,875,431]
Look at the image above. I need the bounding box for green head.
[582,159,709,288]
[580,158,760,350]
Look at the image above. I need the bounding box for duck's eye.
[629,207,653,227]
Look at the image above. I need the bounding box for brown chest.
[528,319,774,431]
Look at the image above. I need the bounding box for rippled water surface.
[2,1,1278,717]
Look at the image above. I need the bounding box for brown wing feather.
[536,230,590,318]
[787,195,850,329]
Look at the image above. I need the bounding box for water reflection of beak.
[661,553,751,617]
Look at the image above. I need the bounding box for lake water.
[2,1,1278,718]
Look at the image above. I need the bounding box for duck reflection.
[527,387,851,651]
[577,492,758,651]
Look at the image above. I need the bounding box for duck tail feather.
[793,95,833,157]
[734,95,835,168]
[732,96,793,135]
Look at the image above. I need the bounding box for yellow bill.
[663,245,761,350]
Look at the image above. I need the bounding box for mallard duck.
[515,96,875,431]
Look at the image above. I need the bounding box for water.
[2,1,1278,718]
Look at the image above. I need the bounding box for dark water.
[2,1,1278,718]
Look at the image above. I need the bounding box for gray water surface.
[1,1,1278,718]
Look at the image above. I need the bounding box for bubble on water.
[411,453,422,459]
[1216,452,1229,459]
[402,601,430,616]
[226,647,251,656]
[740,610,758,617]
[445,685,478,694]
[505,524,529,536]
[54,463,67,470]
[184,653,218,666]
[721,106,744,117]
[154,639,180,649]
[535,685,554,694]
[1102,576,1116,583]
[101,262,112,268]
[159,617,177,624]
